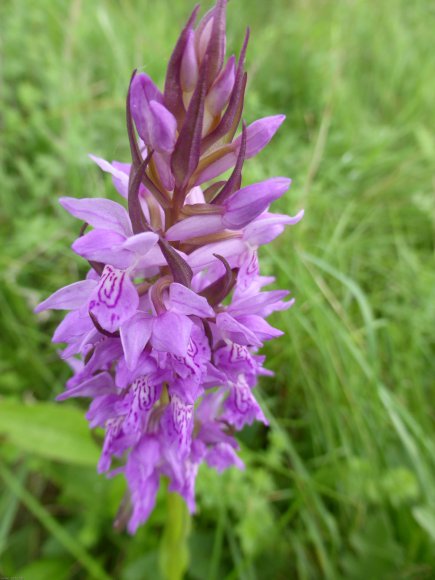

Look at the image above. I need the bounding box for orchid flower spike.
[35,0,303,533]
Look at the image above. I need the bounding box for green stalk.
[159,482,191,580]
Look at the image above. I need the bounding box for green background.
[1,0,434,578]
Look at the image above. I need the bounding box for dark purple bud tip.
[158,238,193,288]
[171,58,208,196]
[200,253,238,307]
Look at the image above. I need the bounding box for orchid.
[35,0,303,535]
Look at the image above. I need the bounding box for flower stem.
[159,482,190,580]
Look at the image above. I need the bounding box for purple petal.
[206,55,235,116]
[234,115,285,158]
[244,210,304,245]
[162,393,194,455]
[111,161,133,198]
[120,313,153,370]
[214,343,257,378]
[206,442,244,472]
[168,454,199,514]
[123,375,162,434]
[185,186,206,204]
[154,152,175,192]
[56,372,117,401]
[164,5,200,120]
[59,197,132,236]
[89,266,139,333]
[52,309,93,343]
[200,29,249,152]
[223,178,291,229]
[88,397,123,431]
[131,74,176,153]
[187,238,245,272]
[168,283,215,317]
[71,230,128,265]
[89,155,129,198]
[152,312,192,356]
[235,315,284,341]
[35,280,96,313]
[126,436,161,533]
[180,28,199,92]
[204,0,227,89]
[195,116,285,186]
[222,378,268,429]
[148,100,177,153]
[229,289,292,318]
[194,147,237,185]
[115,352,158,389]
[216,312,262,346]
[165,214,224,241]
[196,11,214,61]
[121,231,159,255]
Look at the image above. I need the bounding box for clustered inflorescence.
[36,0,303,533]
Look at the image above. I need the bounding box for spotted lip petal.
[88,266,139,333]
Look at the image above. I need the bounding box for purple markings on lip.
[88,264,139,333]
[233,378,252,414]
[98,266,125,309]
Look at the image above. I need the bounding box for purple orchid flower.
[35,0,303,533]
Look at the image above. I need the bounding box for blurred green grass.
[1,0,435,578]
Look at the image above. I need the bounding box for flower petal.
[216,312,262,346]
[126,436,161,534]
[56,372,118,401]
[148,100,177,153]
[165,214,224,241]
[206,55,235,116]
[195,116,286,185]
[168,283,215,317]
[121,231,159,255]
[162,393,194,456]
[235,315,284,341]
[35,280,97,313]
[89,266,139,333]
[222,378,268,429]
[59,197,132,236]
[131,73,177,153]
[120,313,153,370]
[152,312,192,356]
[72,229,128,266]
[89,155,130,198]
[205,442,244,472]
[234,115,285,158]
[52,309,93,343]
[223,178,291,229]
[187,238,245,272]
[244,210,304,245]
